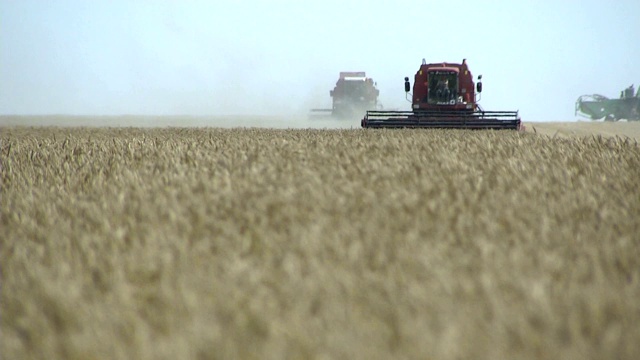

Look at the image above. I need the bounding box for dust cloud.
[1,1,638,123]
[0,115,361,129]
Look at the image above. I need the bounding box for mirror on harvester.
[476,75,483,93]
[404,77,410,92]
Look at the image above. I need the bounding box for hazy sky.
[1,0,639,120]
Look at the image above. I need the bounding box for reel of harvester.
[362,110,521,129]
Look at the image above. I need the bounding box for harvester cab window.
[342,77,377,103]
[344,80,362,91]
[428,71,458,104]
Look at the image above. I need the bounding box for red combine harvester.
[311,72,380,118]
[361,59,521,129]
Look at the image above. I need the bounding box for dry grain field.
[2,125,640,359]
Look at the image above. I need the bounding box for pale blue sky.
[1,0,638,120]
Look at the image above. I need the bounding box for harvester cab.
[362,59,521,129]
[310,72,380,119]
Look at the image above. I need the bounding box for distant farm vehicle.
[575,84,640,121]
[310,72,380,119]
[361,58,521,130]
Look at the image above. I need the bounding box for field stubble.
[1,127,640,359]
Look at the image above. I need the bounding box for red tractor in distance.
[361,59,521,129]
[311,72,380,119]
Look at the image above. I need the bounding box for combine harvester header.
[361,59,521,130]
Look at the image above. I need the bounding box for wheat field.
[2,126,640,360]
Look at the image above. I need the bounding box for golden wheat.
[2,126,639,360]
